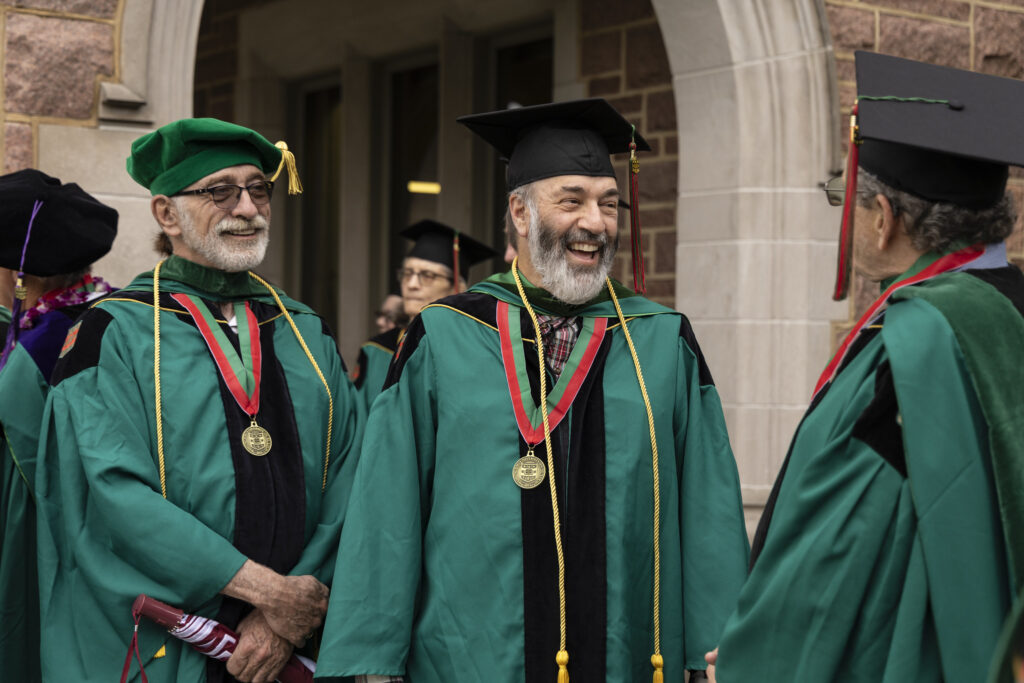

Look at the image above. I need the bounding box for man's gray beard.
[177,205,270,272]
[528,211,618,305]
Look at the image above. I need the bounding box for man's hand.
[226,610,292,683]
[257,574,329,647]
[222,560,329,647]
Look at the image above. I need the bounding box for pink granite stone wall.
[0,2,118,171]
[826,0,1024,341]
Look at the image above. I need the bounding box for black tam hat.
[0,169,118,276]
[854,51,1024,209]
[400,220,497,282]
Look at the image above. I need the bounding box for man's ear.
[152,195,182,237]
[509,194,530,239]
[874,194,900,250]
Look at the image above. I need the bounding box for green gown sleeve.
[358,344,395,411]
[674,333,749,670]
[315,331,437,678]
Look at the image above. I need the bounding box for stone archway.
[33,0,207,286]
[651,0,846,530]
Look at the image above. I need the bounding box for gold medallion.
[241,420,272,456]
[512,452,546,489]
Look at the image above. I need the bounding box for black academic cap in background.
[400,219,498,280]
[0,169,118,276]
[457,98,650,190]
[854,51,1024,209]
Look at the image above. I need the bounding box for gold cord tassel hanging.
[511,257,571,683]
[270,141,304,195]
[606,280,664,683]
[652,654,664,683]
[557,650,569,683]
[14,276,26,300]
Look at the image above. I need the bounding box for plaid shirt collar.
[535,314,582,377]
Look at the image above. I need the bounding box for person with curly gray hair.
[714,52,1024,683]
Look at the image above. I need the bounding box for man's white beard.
[528,210,618,305]
[178,208,270,273]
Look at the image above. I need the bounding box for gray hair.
[856,167,1015,252]
[505,182,539,250]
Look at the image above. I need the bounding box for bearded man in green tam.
[713,53,1024,683]
[35,118,364,683]
[314,98,749,683]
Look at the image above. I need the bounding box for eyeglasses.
[174,181,274,209]
[396,267,452,285]
[821,174,874,207]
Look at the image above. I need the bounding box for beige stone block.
[674,69,739,192]
[676,241,774,319]
[771,322,832,405]
[731,61,775,189]
[778,190,841,242]
[651,0,734,73]
[678,192,741,243]
[770,241,849,321]
[719,0,827,63]
[37,124,142,196]
[5,13,114,118]
[689,320,738,401]
[733,322,775,404]
[724,404,777,487]
[90,196,159,288]
[771,52,837,188]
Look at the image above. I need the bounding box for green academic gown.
[315,273,749,683]
[351,327,402,411]
[35,256,364,683]
[1,299,95,683]
[716,258,1024,683]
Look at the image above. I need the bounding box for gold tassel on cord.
[652,654,664,683]
[557,650,569,683]
[270,141,304,195]
[14,276,26,300]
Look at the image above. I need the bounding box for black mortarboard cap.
[854,51,1024,209]
[400,219,497,280]
[0,169,118,276]
[457,98,650,190]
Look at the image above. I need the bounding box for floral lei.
[19,273,112,329]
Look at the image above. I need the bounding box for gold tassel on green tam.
[271,141,303,195]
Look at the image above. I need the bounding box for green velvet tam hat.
[126,118,302,196]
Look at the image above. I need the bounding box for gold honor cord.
[247,271,333,492]
[152,262,334,498]
[510,257,570,683]
[153,260,168,498]
[605,279,664,683]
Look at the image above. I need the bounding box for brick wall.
[578,0,678,307]
[1,1,118,172]
[827,0,1024,342]
[194,0,247,121]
